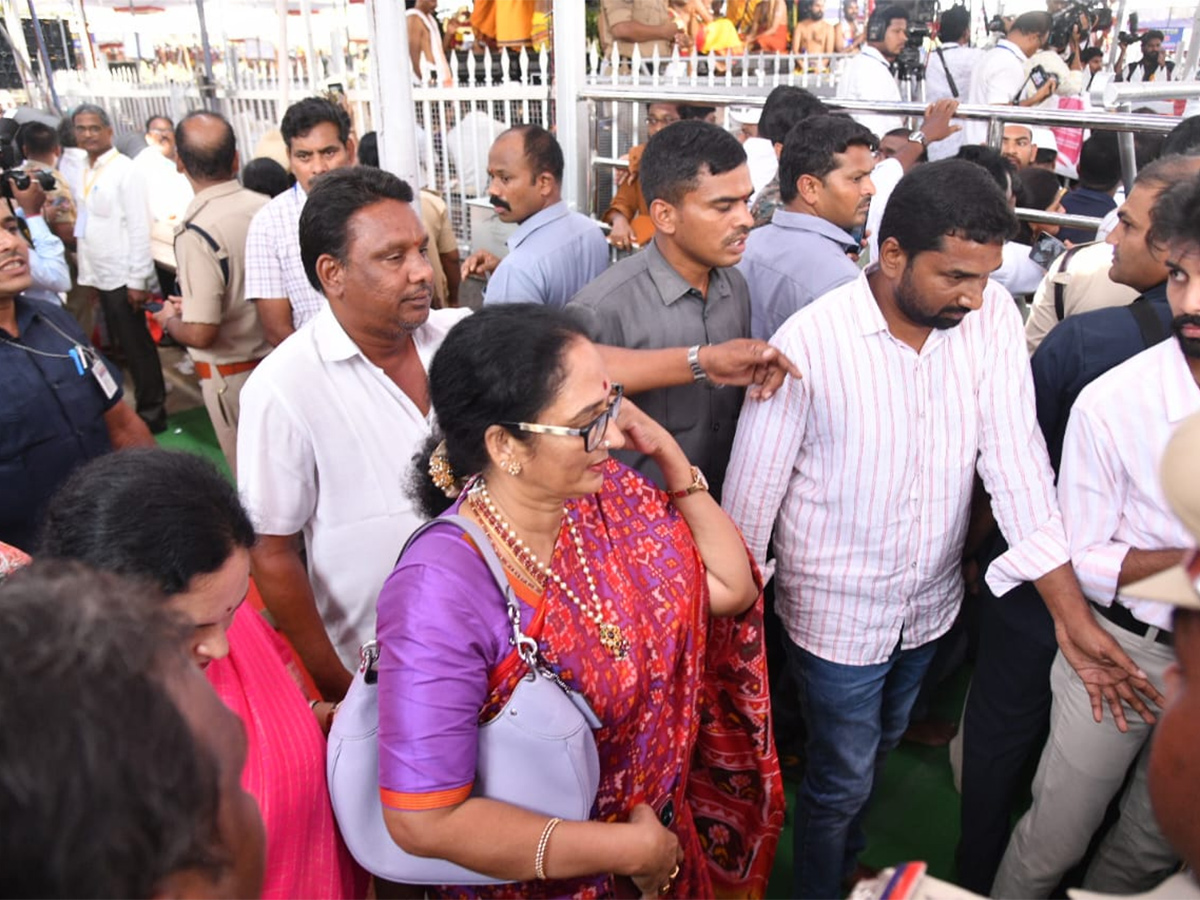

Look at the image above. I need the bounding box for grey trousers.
[991,614,1178,899]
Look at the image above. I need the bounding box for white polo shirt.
[836,46,904,138]
[237,304,472,668]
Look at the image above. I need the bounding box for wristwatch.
[687,344,709,384]
[668,466,709,499]
[907,130,927,147]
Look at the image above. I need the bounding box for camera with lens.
[1117,11,1140,46]
[0,118,56,201]
[1048,1,1112,51]
[894,0,939,80]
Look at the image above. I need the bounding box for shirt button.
[911,562,918,569]
[711,422,720,432]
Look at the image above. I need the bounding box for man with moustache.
[738,116,877,341]
[567,121,754,500]
[0,202,154,552]
[723,160,1159,900]
[239,166,799,697]
[993,168,1200,900]
[1001,123,1038,169]
[461,125,608,308]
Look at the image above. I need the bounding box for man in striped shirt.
[723,159,1157,900]
[993,171,1200,899]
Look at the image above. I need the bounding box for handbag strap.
[397,513,539,671]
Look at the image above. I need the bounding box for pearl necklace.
[470,480,630,660]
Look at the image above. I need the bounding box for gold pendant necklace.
[470,480,630,660]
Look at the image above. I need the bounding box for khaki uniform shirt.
[419,189,458,307]
[599,0,673,59]
[174,180,271,366]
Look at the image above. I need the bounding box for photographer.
[835,5,908,139]
[7,176,69,306]
[925,5,981,160]
[964,12,1054,146]
[1116,30,1174,84]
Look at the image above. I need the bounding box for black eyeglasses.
[502,384,623,452]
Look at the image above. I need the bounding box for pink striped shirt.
[1059,339,1200,631]
[723,269,1069,665]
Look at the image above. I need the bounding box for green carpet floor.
[158,405,972,898]
[765,668,970,898]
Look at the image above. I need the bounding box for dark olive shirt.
[567,240,750,500]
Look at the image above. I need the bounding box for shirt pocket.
[89,185,116,219]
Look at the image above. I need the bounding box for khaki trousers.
[197,365,255,478]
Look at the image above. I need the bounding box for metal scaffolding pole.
[365,0,420,188]
[553,0,586,212]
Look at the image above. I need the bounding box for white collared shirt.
[244,183,328,329]
[237,305,472,667]
[1059,339,1200,630]
[836,45,904,138]
[925,41,984,161]
[964,39,1028,145]
[723,269,1069,665]
[68,147,155,292]
[134,145,193,227]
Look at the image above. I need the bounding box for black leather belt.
[1093,601,1173,647]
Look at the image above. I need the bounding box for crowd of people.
[2,12,1200,898]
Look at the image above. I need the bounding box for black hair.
[280,96,352,150]
[411,305,587,518]
[503,124,564,183]
[1011,11,1051,36]
[241,156,291,198]
[1136,129,1166,170]
[146,114,173,132]
[1080,46,1104,64]
[40,448,256,597]
[1149,169,1200,253]
[358,130,379,167]
[879,159,1017,257]
[939,5,970,42]
[956,144,1014,195]
[868,5,908,40]
[1162,116,1200,158]
[677,104,717,121]
[71,102,111,128]
[1076,132,1122,192]
[758,86,829,145]
[299,166,414,293]
[0,562,222,898]
[175,111,237,181]
[1141,29,1165,45]
[56,115,76,149]
[1015,165,1062,211]
[640,120,747,207]
[779,115,878,203]
[17,121,58,159]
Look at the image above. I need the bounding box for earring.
[506,460,522,476]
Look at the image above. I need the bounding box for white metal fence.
[49,42,849,246]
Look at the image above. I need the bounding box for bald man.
[151,111,271,474]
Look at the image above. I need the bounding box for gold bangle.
[534,816,562,881]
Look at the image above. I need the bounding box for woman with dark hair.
[40,448,367,900]
[376,305,783,898]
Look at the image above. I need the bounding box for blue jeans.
[786,635,938,899]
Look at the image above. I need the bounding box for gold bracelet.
[534,816,562,881]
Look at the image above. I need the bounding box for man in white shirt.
[924,4,981,161]
[836,5,908,139]
[67,103,166,433]
[963,12,1055,146]
[993,171,1200,900]
[244,97,356,346]
[723,159,1158,900]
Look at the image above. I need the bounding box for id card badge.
[91,355,118,399]
[73,206,88,239]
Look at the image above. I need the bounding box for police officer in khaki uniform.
[599,0,684,64]
[152,111,271,475]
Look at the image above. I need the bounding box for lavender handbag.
[326,515,602,885]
